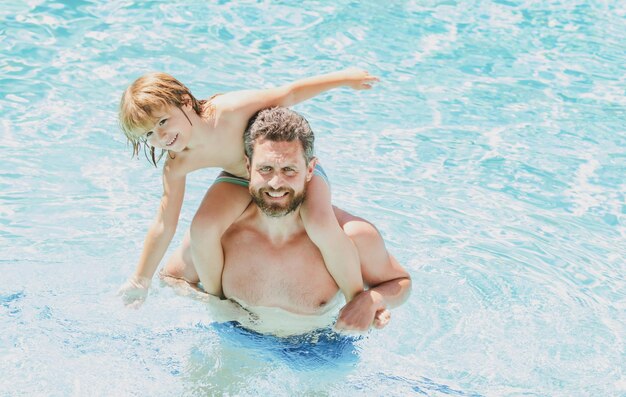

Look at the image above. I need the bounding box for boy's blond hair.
[119,72,204,166]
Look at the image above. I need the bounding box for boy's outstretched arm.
[214,68,379,119]
[118,163,186,307]
[280,67,379,105]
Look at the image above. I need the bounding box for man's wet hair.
[244,107,315,163]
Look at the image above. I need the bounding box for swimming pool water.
[1,1,624,396]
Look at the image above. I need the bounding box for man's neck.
[250,206,305,244]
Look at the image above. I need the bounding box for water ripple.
[1,1,625,396]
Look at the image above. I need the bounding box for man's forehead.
[252,139,305,161]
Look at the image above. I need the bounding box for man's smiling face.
[248,138,314,217]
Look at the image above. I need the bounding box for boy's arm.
[214,68,379,119]
[118,162,186,306]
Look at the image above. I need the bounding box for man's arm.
[332,207,412,331]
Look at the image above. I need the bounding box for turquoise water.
[1,0,625,395]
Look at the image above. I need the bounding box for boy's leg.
[332,206,398,284]
[332,206,396,330]
[300,173,364,302]
[161,229,200,284]
[189,173,251,298]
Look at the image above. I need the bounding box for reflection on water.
[211,322,360,370]
[182,323,359,395]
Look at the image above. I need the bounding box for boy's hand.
[341,68,380,90]
[118,276,151,308]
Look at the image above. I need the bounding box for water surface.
[1,1,624,395]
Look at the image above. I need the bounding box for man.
[162,107,411,332]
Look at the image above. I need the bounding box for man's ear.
[245,155,251,172]
[305,157,317,182]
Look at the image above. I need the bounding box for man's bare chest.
[221,231,339,314]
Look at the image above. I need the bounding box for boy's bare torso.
[168,96,252,178]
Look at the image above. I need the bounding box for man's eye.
[283,168,296,175]
[260,167,272,172]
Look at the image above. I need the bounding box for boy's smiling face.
[144,104,193,152]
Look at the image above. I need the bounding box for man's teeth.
[267,191,286,197]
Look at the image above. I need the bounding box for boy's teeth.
[167,134,177,145]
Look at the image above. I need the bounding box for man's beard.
[250,186,306,217]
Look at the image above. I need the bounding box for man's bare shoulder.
[223,205,260,240]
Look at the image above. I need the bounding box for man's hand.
[341,68,380,90]
[117,276,151,308]
[373,308,391,329]
[334,290,389,333]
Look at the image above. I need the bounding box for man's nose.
[268,174,283,189]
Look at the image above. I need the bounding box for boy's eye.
[159,119,167,126]
[146,131,153,138]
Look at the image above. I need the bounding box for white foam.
[5,94,29,104]
[402,24,457,66]
[85,31,108,41]
[565,155,602,216]
[93,65,118,80]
